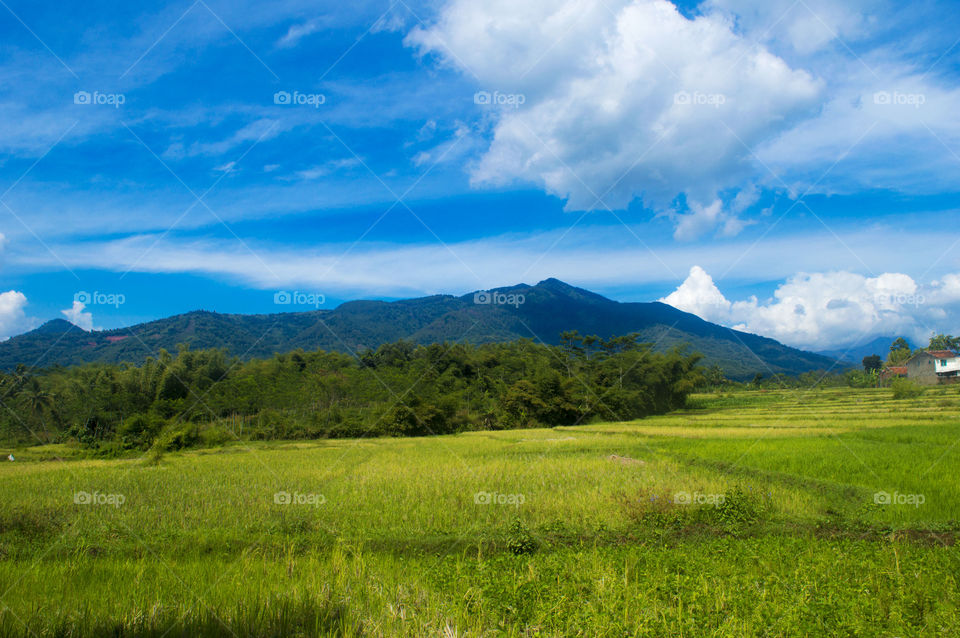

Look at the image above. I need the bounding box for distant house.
[905,350,960,385]
[879,366,907,386]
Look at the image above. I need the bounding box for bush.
[845,369,877,388]
[711,486,768,527]
[891,378,925,400]
[117,414,163,449]
[506,518,538,555]
[151,423,199,451]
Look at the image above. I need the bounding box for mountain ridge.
[0,279,841,378]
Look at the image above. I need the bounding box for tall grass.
[1,387,959,636]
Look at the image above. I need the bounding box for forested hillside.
[0,333,703,451]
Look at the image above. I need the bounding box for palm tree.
[20,379,54,442]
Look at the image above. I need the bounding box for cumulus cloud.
[660,265,731,322]
[407,0,821,238]
[0,291,31,340]
[662,266,960,349]
[61,301,94,331]
[407,0,960,235]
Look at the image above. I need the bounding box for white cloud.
[61,301,94,331]
[662,266,960,349]
[276,18,327,49]
[0,291,30,341]
[406,0,960,233]
[674,200,723,241]
[288,157,362,181]
[407,0,821,238]
[660,266,731,322]
[13,222,956,310]
[704,0,874,55]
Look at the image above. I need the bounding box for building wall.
[935,358,960,374]
[906,353,940,385]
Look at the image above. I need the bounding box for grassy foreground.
[2,387,960,636]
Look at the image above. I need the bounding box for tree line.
[0,332,703,453]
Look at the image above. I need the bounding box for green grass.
[2,387,960,636]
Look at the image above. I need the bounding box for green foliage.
[506,518,538,555]
[845,368,878,388]
[891,377,925,399]
[888,337,912,365]
[0,335,704,450]
[711,486,768,527]
[928,334,960,352]
[117,414,164,449]
[862,354,883,372]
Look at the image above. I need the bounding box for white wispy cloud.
[276,18,328,49]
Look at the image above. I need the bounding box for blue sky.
[1,0,959,350]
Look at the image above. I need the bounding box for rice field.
[2,386,960,636]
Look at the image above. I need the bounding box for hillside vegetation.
[0,333,702,451]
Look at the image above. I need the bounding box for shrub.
[711,486,768,527]
[891,378,925,400]
[117,414,163,449]
[506,518,538,555]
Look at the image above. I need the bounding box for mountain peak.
[533,278,613,303]
[30,319,86,335]
[536,277,574,290]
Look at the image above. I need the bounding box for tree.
[928,334,960,352]
[888,338,912,365]
[704,365,726,388]
[862,355,883,372]
[19,379,54,442]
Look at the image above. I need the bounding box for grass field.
[2,386,960,636]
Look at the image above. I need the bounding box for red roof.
[885,366,907,375]
[926,350,958,359]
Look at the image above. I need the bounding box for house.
[879,366,907,386]
[904,350,960,385]
[933,351,960,381]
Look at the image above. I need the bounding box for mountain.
[0,279,840,379]
[815,336,912,365]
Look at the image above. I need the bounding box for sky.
[0,0,959,352]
